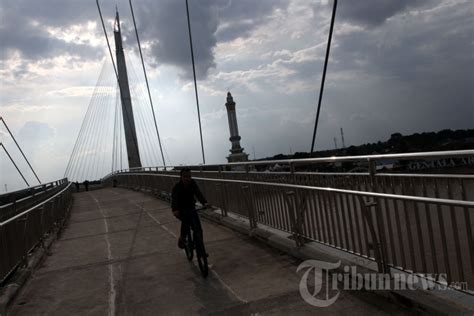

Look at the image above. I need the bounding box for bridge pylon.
[114,10,142,169]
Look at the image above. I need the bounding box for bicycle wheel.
[195,237,208,277]
[184,235,194,261]
[197,254,208,277]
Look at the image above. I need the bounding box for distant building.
[225,92,248,163]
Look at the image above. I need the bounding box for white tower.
[225,92,248,163]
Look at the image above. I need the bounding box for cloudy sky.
[1,0,473,191]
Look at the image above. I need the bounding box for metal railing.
[0,178,70,222]
[0,182,73,284]
[103,152,474,290]
[105,149,474,174]
[103,150,474,203]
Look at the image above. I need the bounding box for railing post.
[290,162,296,185]
[38,205,46,248]
[242,185,257,229]
[368,158,377,192]
[357,195,388,274]
[221,183,229,217]
[284,190,306,247]
[215,183,225,217]
[18,215,29,267]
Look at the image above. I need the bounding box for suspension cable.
[129,0,167,169]
[83,77,109,181]
[126,53,156,166]
[1,117,41,183]
[96,0,119,79]
[185,0,206,165]
[1,143,30,186]
[112,82,119,172]
[74,69,108,181]
[65,61,107,178]
[310,0,338,153]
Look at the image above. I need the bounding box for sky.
[1,0,473,192]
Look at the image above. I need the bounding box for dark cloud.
[129,0,219,80]
[127,0,288,79]
[336,0,432,27]
[0,0,101,62]
[0,0,288,80]
[320,0,474,145]
[1,0,97,27]
[215,0,288,42]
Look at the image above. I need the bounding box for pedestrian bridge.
[1,150,474,314]
[4,188,410,315]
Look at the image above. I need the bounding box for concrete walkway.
[10,188,412,315]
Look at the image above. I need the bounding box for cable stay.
[310,0,338,153]
[1,117,41,184]
[185,0,206,165]
[66,61,117,182]
[129,0,167,169]
[0,142,30,187]
[125,52,162,167]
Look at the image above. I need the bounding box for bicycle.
[182,206,209,277]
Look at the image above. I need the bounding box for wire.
[129,0,167,168]
[126,53,161,166]
[1,117,41,183]
[1,143,30,186]
[112,82,119,172]
[66,62,108,180]
[310,0,338,153]
[76,68,109,181]
[126,54,154,166]
[185,0,206,165]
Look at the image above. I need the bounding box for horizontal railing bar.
[110,169,474,180]
[0,202,14,209]
[103,149,474,179]
[0,178,66,196]
[118,173,474,208]
[0,178,68,206]
[0,182,72,226]
[375,173,474,179]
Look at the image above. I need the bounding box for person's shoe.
[178,237,185,249]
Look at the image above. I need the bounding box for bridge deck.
[10,188,408,315]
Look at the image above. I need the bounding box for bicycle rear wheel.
[195,237,208,277]
[184,235,193,261]
[197,253,208,277]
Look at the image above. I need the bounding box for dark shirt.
[171,180,207,214]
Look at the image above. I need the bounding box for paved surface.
[10,188,413,315]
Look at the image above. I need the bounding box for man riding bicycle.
[171,168,208,249]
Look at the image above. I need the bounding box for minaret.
[114,11,142,168]
[225,92,248,163]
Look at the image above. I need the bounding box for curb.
[200,209,474,315]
